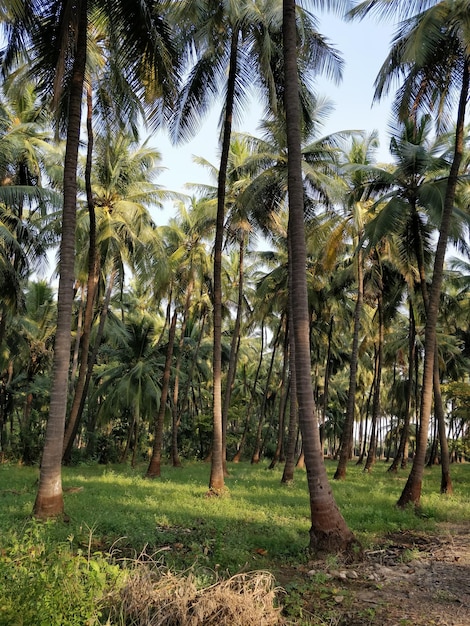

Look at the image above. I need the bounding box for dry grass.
[106,558,284,626]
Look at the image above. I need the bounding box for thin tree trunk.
[232,322,265,463]
[269,329,289,469]
[209,28,239,493]
[398,62,469,508]
[33,1,87,519]
[365,284,384,472]
[282,327,298,483]
[222,238,245,472]
[62,268,115,462]
[251,320,282,463]
[389,300,416,472]
[146,310,178,478]
[334,246,364,480]
[62,84,100,462]
[171,286,193,468]
[283,0,355,554]
[433,359,453,494]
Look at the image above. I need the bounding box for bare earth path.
[279,523,470,625]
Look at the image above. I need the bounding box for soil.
[277,523,470,625]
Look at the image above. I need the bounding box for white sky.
[148,10,398,225]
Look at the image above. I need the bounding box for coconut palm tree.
[1,0,179,518]
[283,0,356,554]
[170,0,343,493]
[62,130,167,461]
[351,0,470,506]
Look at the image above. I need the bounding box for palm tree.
[2,0,179,518]
[62,131,167,461]
[170,0,342,493]
[283,0,356,554]
[333,132,380,480]
[94,317,163,466]
[351,0,470,507]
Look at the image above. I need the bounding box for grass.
[1,459,469,624]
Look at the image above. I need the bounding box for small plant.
[0,521,123,626]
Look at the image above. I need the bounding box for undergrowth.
[0,460,469,625]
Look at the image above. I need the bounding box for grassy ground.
[1,459,469,624]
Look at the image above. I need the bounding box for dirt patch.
[278,523,470,625]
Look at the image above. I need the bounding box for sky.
[148,10,398,226]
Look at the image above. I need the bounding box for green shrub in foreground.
[0,521,123,626]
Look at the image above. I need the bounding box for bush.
[0,521,122,626]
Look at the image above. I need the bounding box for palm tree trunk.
[334,246,364,480]
[251,319,281,463]
[283,0,355,554]
[171,286,193,468]
[282,321,298,483]
[412,197,453,491]
[365,283,384,472]
[62,267,115,462]
[232,320,265,463]
[146,310,178,478]
[389,299,416,472]
[33,0,87,519]
[269,329,289,469]
[209,27,239,493]
[433,358,453,494]
[398,62,469,508]
[62,84,100,462]
[222,238,245,472]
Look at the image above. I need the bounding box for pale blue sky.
[149,10,397,225]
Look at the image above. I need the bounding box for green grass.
[1,459,469,624]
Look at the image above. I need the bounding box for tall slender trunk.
[146,310,178,478]
[411,198,453,492]
[33,1,87,519]
[283,0,355,553]
[232,320,265,463]
[63,84,100,462]
[364,287,384,472]
[334,246,364,480]
[269,328,289,469]
[251,320,282,463]
[389,300,416,472]
[433,360,453,493]
[398,62,469,508]
[209,27,239,493]
[171,286,193,468]
[222,239,245,472]
[62,268,115,462]
[282,322,298,483]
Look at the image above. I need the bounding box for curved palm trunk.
[146,310,178,478]
[63,84,100,462]
[283,0,355,554]
[398,63,469,508]
[334,246,364,480]
[209,27,239,493]
[33,1,87,519]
